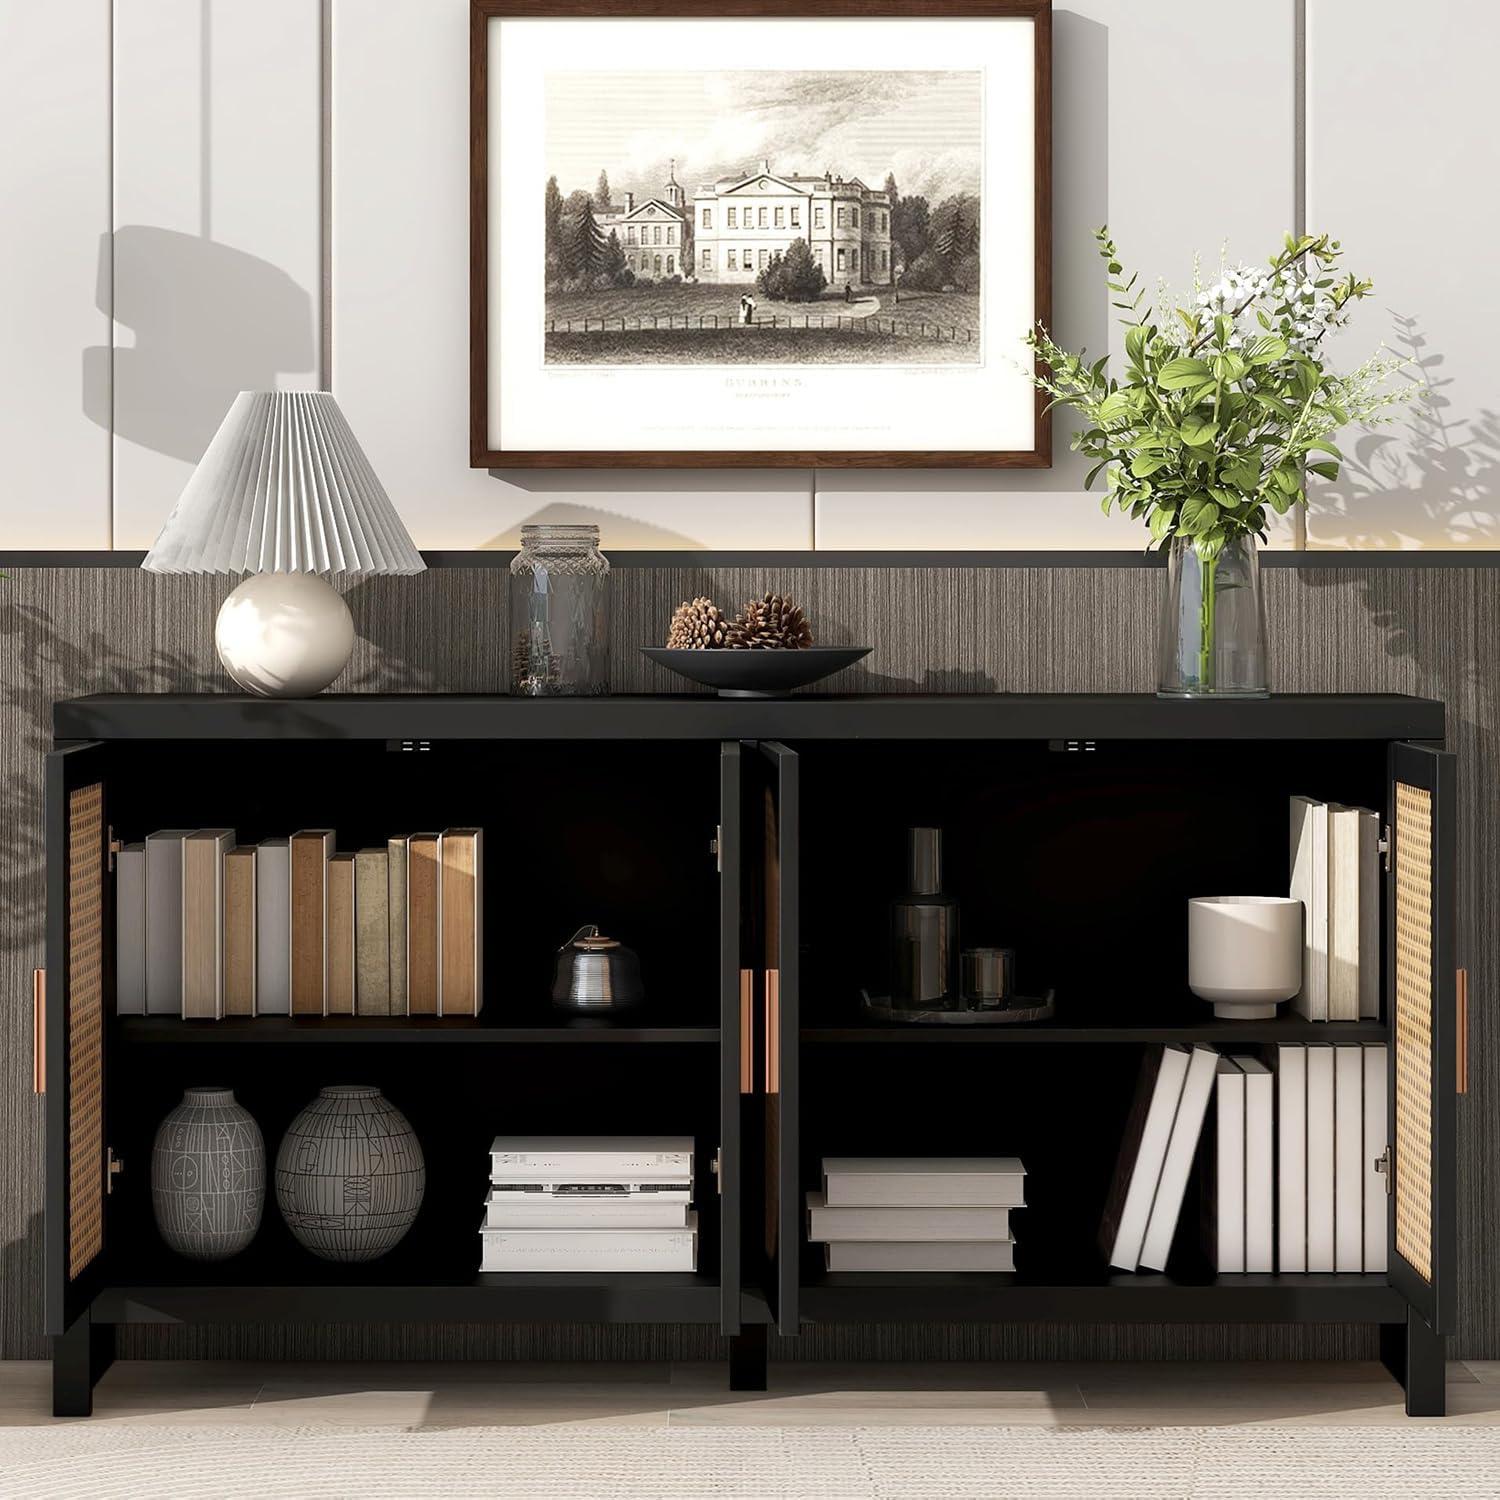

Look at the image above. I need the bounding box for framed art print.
[471,0,1051,468]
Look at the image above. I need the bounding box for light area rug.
[1,1424,1498,1500]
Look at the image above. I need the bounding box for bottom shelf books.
[479,1136,698,1273]
[1102,1043,1389,1275]
[807,1158,1026,1273]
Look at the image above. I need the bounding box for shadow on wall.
[82,226,315,461]
[1309,313,1499,549]
[0,595,216,954]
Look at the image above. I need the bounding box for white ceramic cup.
[1187,896,1304,1019]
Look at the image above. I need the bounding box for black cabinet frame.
[45,695,1456,1417]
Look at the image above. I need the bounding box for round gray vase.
[151,1087,265,1260]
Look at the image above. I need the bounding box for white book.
[490,1181,693,1202]
[1290,796,1329,1020]
[806,1194,1013,1243]
[490,1137,694,1181]
[114,843,146,1015]
[1357,810,1381,1019]
[255,839,291,1016]
[1240,1058,1275,1274]
[484,1192,689,1229]
[1306,1045,1336,1272]
[1207,1058,1245,1273]
[1101,1045,1191,1271]
[479,1216,697,1272]
[1335,1045,1365,1271]
[1328,807,1363,1022]
[826,1241,1015,1273]
[144,829,193,1015]
[1139,1045,1218,1272]
[822,1157,1026,1208]
[1273,1043,1307,1272]
[1363,1043,1389,1272]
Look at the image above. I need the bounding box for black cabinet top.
[54,692,1445,743]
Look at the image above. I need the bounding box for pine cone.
[666,596,729,649]
[727,593,815,650]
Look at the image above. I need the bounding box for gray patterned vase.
[275,1086,425,1262]
[151,1087,265,1260]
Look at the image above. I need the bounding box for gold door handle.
[32,970,45,1095]
[739,969,754,1095]
[1457,967,1469,1095]
[766,969,781,1095]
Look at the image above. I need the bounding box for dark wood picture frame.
[470,0,1052,469]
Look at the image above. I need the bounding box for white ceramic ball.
[215,572,355,698]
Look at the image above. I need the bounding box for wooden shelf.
[113,1016,719,1045]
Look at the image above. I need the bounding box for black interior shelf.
[803,1017,1390,1045]
[800,1271,1406,1325]
[113,1017,720,1045]
[94,1272,729,1326]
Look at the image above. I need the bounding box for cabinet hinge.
[1379,824,1392,873]
[107,1148,124,1195]
[710,1147,723,1195]
[1373,1144,1393,1195]
[711,826,722,873]
[107,826,123,874]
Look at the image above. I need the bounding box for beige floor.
[2,1358,1500,1429]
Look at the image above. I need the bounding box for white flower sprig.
[1024,229,1412,558]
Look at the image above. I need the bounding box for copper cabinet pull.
[1457,967,1469,1095]
[739,969,754,1094]
[766,969,781,1095]
[32,970,45,1095]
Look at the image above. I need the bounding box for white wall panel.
[330,0,813,551]
[112,0,322,548]
[0,3,112,545]
[1304,1,1500,548]
[816,0,1300,550]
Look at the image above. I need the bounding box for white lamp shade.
[142,391,425,579]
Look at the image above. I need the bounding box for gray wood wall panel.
[2,564,1492,1362]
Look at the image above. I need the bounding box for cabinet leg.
[90,1320,116,1389]
[52,1313,97,1418]
[1381,1311,1446,1417]
[729,1326,768,1392]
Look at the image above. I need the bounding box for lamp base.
[215,573,355,698]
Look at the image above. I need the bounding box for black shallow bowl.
[640,646,872,698]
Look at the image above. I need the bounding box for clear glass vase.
[1156,531,1268,698]
[508,524,610,696]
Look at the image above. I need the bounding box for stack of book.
[115,827,482,1020]
[1289,795,1381,1021]
[1102,1042,1389,1275]
[805,1158,1026,1272]
[481,1137,698,1272]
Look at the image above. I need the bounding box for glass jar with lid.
[508,524,610,695]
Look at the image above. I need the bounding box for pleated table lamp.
[143,391,426,697]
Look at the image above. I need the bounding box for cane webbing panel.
[67,783,104,1280]
[1394,781,1434,1283]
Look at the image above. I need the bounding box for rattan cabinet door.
[45,742,111,1335]
[1388,742,1456,1334]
